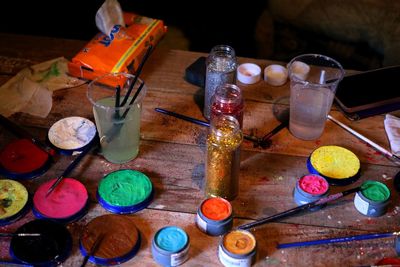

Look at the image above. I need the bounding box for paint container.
[218,229,257,267]
[80,214,141,265]
[395,236,400,256]
[0,139,52,180]
[151,226,190,266]
[10,219,72,267]
[48,116,97,155]
[196,197,233,236]
[293,174,329,209]
[97,169,153,214]
[33,177,89,223]
[307,145,360,185]
[0,179,31,226]
[354,180,391,217]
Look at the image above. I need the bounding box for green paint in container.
[97,169,153,214]
[354,180,391,217]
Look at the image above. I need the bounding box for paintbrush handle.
[328,115,395,159]
[0,233,41,237]
[46,140,97,196]
[0,114,55,156]
[155,108,210,127]
[277,231,397,249]
[238,187,361,230]
[0,261,34,267]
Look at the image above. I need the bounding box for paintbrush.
[46,139,98,197]
[0,233,41,237]
[277,231,400,249]
[328,114,400,163]
[154,108,281,148]
[0,114,55,156]
[237,186,361,230]
[80,233,105,267]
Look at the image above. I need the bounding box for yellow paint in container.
[308,145,360,185]
[219,229,256,267]
[0,179,29,224]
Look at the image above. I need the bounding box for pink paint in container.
[33,178,89,223]
[293,174,329,209]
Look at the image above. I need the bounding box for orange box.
[68,13,167,81]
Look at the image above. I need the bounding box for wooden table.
[0,33,399,267]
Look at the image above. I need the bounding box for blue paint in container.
[152,226,190,266]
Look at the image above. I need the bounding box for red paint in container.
[299,174,329,195]
[201,197,231,221]
[0,139,51,179]
[33,178,89,223]
[293,174,329,208]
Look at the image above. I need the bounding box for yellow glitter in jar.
[205,115,242,200]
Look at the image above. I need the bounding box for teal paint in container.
[151,226,190,266]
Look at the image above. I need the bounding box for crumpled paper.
[384,114,400,156]
[0,57,86,118]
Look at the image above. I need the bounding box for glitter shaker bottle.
[205,115,243,200]
[211,83,244,128]
[204,45,238,120]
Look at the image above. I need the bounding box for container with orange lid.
[218,229,257,267]
[195,197,233,236]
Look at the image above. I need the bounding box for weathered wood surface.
[0,33,399,266]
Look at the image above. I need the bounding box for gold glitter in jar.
[205,116,242,200]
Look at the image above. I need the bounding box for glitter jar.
[211,83,244,128]
[218,229,257,267]
[151,226,190,266]
[293,174,329,205]
[354,180,391,217]
[204,45,238,120]
[196,197,233,236]
[205,115,243,200]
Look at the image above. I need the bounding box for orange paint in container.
[196,197,233,236]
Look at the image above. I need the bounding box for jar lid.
[237,63,261,84]
[264,64,288,86]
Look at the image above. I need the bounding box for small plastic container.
[196,197,233,236]
[97,169,154,214]
[237,63,261,84]
[152,226,190,266]
[288,60,310,80]
[293,174,329,208]
[48,116,97,155]
[80,214,141,266]
[354,180,391,217]
[0,179,31,226]
[264,64,288,86]
[32,178,89,224]
[10,219,72,267]
[307,145,361,185]
[218,229,257,267]
[0,139,52,180]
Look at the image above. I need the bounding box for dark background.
[0,1,265,58]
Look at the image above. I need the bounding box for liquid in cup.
[288,54,344,140]
[87,73,147,164]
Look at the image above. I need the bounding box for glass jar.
[211,83,244,128]
[204,45,238,120]
[205,115,242,200]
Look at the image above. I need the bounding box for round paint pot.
[151,226,190,266]
[33,177,89,223]
[354,180,391,217]
[10,219,72,267]
[293,174,329,210]
[80,214,141,265]
[307,145,361,185]
[0,179,31,226]
[218,229,257,267]
[97,169,153,214]
[0,139,52,180]
[196,197,233,236]
[48,116,97,155]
